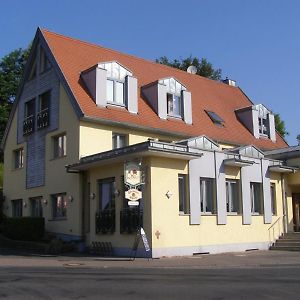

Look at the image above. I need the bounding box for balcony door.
[292,193,300,232]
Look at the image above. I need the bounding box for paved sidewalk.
[0,250,299,269]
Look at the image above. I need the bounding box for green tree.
[296,134,300,145]
[274,113,289,138]
[0,47,30,143]
[155,55,222,80]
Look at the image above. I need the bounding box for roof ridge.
[41,28,231,88]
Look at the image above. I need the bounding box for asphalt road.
[0,265,300,299]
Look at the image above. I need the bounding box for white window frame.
[167,92,182,118]
[14,148,24,169]
[250,182,263,215]
[53,134,67,158]
[106,78,125,106]
[270,183,277,215]
[226,179,240,214]
[200,177,216,214]
[112,133,128,149]
[178,174,189,215]
[258,115,269,136]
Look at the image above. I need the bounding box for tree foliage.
[155,55,222,80]
[274,113,289,138]
[0,47,30,143]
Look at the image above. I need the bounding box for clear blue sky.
[1,0,299,145]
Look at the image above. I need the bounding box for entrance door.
[292,193,300,232]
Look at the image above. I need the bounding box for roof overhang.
[224,158,254,167]
[67,140,203,171]
[268,165,298,173]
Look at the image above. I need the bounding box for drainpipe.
[281,174,288,234]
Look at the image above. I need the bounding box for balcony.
[95,209,115,234]
[120,208,143,234]
[37,108,50,129]
[23,115,34,136]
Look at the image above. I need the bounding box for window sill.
[179,212,190,216]
[12,167,24,171]
[227,212,239,216]
[167,115,183,121]
[251,213,263,216]
[48,217,67,221]
[50,155,67,161]
[201,213,217,216]
[106,102,126,109]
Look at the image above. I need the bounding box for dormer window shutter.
[126,75,138,114]
[268,113,276,142]
[157,82,168,120]
[182,90,192,125]
[96,67,107,107]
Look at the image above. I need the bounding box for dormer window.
[142,77,192,124]
[258,115,268,136]
[81,61,138,113]
[167,93,181,117]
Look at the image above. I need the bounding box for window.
[200,177,216,214]
[96,178,116,234]
[99,178,115,212]
[258,116,268,136]
[226,179,240,214]
[167,93,182,117]
[23,99,35,135]
[112,133,128,149]
[53,134,66,158]
[12,199,22,217]
[14,148,24,169]
[39,47,51,73]
[52,194,67,219]
[250,182,263,214]
[106,79,125,105]
[30,197,43,217]
[205,110,224,126]
[37,91,50,129]
[178,174,189,214]
[270,183,277,215]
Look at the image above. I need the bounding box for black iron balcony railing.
[37,108,50,129]
[120,208,143,234]
[23,115,34,136]
[95,209,115,234]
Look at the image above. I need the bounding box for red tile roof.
[41,29,288,150]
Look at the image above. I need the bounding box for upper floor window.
[23,99,35,135]
[250,182,263,215]
[53,134,66,158]
[106,78,124,105]
[14,148,24,169]
[37,91,50,129]
[39,47,51,73]
[167,93,181,117]
[200,177,216,214]
[112,133,128,149]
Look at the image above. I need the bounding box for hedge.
[2,217,45,241]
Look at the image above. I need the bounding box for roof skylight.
[205,110,224,126]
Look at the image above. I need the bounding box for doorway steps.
[270,232,300,251]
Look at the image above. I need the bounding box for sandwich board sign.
[131,227,151,260]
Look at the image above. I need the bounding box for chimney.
[222,77,236,87]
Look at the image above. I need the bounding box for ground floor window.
[96,178,116,234]
[226,179,240,214]
[52,193,67,219]
[270,183,277,215]
[178,174,189,214]
[200,177,216,214]
[250,182,263,215]
[30,196,43,217]
[12,199,22,217]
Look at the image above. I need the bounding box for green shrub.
[2,217,45,241]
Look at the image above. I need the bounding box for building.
[1,28,300,257]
